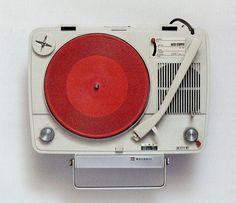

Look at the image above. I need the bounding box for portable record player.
[29,19,209,189]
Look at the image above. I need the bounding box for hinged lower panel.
[73,154,167,189]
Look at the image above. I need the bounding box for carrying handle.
[71,155,169,189]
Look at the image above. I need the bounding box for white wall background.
[0,0,236,202]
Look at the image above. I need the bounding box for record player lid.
[44,34,149,139]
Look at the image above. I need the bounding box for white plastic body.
[29,25,209,155]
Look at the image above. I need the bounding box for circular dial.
[184,128,199,142]
[44,34,150,139]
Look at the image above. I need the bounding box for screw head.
[32,33,55,56]
[184,128,198,143]
[40,127,55,143]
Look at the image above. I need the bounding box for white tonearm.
[132,38,201,142]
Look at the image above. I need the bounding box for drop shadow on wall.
[21,69,199,203]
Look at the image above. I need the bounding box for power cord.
[170,18,195,35]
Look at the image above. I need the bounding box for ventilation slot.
[157,63,201,114]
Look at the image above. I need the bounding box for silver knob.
[40,127,55,143]
[184,128,198,143]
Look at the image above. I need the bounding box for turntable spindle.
[94,82,100,90]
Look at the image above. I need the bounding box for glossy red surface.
[45,34,149,138]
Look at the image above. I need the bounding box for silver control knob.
[184,128,198,143]
[40,127,55,143]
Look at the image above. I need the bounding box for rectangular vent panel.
[157,63,201,114]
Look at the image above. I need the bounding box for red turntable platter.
[44,34,149,139]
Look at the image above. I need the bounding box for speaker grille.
[157,63,201,114]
